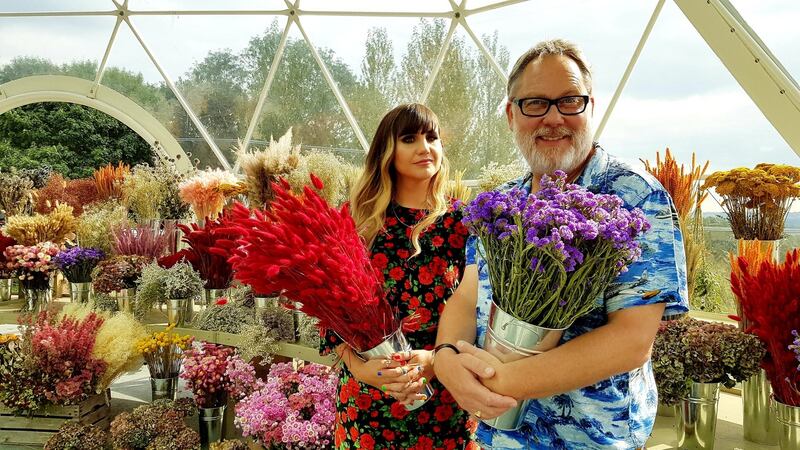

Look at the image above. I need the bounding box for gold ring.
[474,410,482,418]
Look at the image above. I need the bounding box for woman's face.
[392,128,442,183]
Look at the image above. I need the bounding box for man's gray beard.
[514,125,594,177]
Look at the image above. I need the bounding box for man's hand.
[433,348,517,419]
[455,340,511,396]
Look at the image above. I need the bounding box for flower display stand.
[0,389,110,446]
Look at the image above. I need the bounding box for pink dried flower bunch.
[234,362,337,449]
[180,343,234,408]
[3,241,60,280]
[225,353,260,402]
[7,311,108,409]
[112,222,175,260]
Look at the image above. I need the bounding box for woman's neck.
[394,178,430,209]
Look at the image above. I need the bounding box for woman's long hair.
[350,103,450,257]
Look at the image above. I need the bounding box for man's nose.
[541,104,565,126]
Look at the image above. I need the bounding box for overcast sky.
[1,0,799,212]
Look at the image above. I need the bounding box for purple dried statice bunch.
[462,170,650,328]
[53,246,105,283]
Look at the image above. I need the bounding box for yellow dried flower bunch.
[237,129,302,208]
[135,323,193,355]
[478,161,525,192]
[702,163,800,240]
[292,151,349,206]
[446,169,473,203]
[2,203,76,245]
[0,334,19,345]
[76,201,129,253]
[703,164,800,207]
[122,164,167,221]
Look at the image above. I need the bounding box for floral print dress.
[321,203,475,450]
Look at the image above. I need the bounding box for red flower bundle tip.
[731,249,800,406]
[226,174,397,352]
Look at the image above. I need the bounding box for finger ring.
[401,367,408,375]
[474,410,482,418]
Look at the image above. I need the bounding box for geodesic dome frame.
[0,0,798,173]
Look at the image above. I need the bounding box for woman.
[321,103,474,450]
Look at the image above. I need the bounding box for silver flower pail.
[357,327,434,411]
[150,376,178,401]
[0,278,11,302]
[198,404,226,449]
[677,382,720,450]
[202,288,228,308]
[743,368,779,444]
[166,297,192,327]
[773,396,800,450]
[481,300,566,430]
[69,281,92,303]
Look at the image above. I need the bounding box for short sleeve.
[319,328,342,357]
[466,235,479,266]
[604,189,689,318]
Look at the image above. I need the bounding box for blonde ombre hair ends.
[350,103,450,257]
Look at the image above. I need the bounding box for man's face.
[506,54,595,177]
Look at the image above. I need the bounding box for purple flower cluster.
[53,246,105,283]
[462,171,651,328]
[463,171,649,273]
[234,362,337,449]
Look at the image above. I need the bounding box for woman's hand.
[390,350,435,405]
[338,345,416,396]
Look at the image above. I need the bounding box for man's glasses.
[512,95,589,117]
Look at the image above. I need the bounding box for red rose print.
[448,233,464,248]
[349,426,359,442]
[390,401,410,420]
[434,285,445,298]
[335,424,346,447]
[434,404,453,421]
[382,429,395,440]
[418,267,434,285]
[389,266,405,281]
[397,249,409,259]
[356,393,372,410]
[418,411,430,424]
[432,235,444,247]
[347,406,359,421]
[372,253,388,270]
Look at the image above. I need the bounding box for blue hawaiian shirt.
[468,147,689,449]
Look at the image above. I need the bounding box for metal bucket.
[773,397,800,450]
[677,382,720,449]
[743,369,779,444]
[481,301,566,430]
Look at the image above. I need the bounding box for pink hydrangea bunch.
[234,362,337,449]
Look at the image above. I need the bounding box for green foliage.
[0,102,154,178]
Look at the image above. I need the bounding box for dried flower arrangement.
[122,163,168,221]
[91,255,147,294]
[731,249,800,406]
[35,174,99,216]
[653,317,765,405]
[0,170,34,216]
[111,222,175,260]
[3,203,76,245]
[109,398,199,450]
[178,168,240,221]
[134,262,204,317]
[446,168,473,203]
[477,161,525,192]
[93,162,129,201]
[44,422,109,450]
[75,200,129,254]
[642,148,708,303]
[702,163,800,240]
[237,129,302,208]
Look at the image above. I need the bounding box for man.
[433,39,688,449]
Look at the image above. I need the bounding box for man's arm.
[434,265,517,417]
[459,301,665,399]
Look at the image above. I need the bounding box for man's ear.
[590,96,595,116]
[505,100,514,130]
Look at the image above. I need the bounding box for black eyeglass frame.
[511,95,590,117]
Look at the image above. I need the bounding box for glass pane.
[130,0,287,11]
[0,0,112,12]
[729,0,800,82]
[467,0,659,106]
[127,15,287,143]
[102,23,226,170]
[426,27,515,178]
[299,0,451,13]
[298,16,445,143]
[601,0,800,172]
[0,16,114,83]
[250,25,361,162]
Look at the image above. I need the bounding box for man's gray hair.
[506,39,593,97]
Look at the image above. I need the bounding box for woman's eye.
[401,136,415,144]
[427,134,439,142]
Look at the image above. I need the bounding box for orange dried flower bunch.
[93,162,130,201]
[642,148,708,222]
